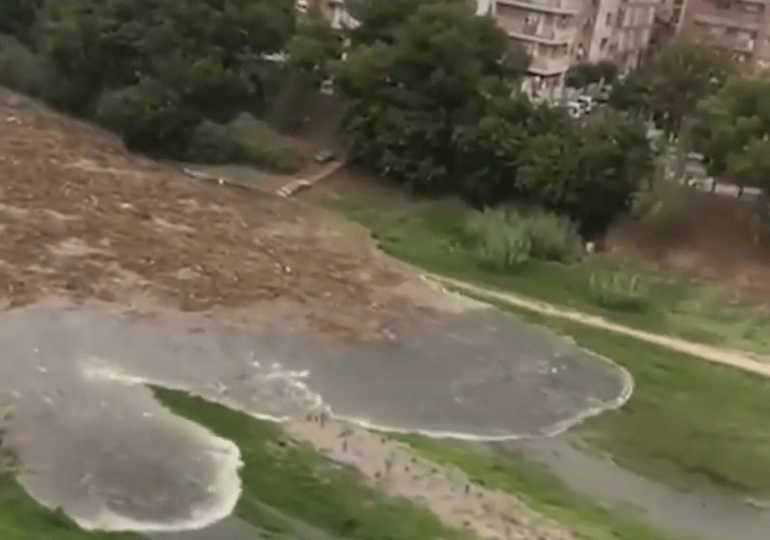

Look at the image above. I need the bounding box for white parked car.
[566,101,583,119]
[576,95,594,114]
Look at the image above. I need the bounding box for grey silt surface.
[0,299,629,532]
[503,436,770,540]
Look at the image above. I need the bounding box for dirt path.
[423,275,770,378]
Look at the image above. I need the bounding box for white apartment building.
[582,0,658,71]
[490,0,585,99]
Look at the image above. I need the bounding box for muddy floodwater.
[0,298,629,532]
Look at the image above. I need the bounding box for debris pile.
[0,92,410,339]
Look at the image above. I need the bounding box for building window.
[606,12,612,26]
[600,37,609,50]
[744,3,764,13]
[617,7,626,27]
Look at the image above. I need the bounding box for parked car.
[576,95,594,114]
[566,101,582,119]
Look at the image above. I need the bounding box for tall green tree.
[644,40,734,136]
[338,0,528,193]
[566,60,618,89]
[452,94,570,206]
[0,0,43,45]
[694,75,770,194]
[517,112,652,236]
[38,0,295,118]
[608,72,649,115]
[347,0,462,45]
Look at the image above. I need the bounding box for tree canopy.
[615,40,734,135]
[0,0,43,45]
[339,0,652,236]
[694,75,770,193]
[565,60,618,89]
[338,0,529,193]
[0,0,655,237]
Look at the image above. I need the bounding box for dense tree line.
[338,0,653,237]
[1,0,657,237]
[0,0,336,168]
[609,40,735,136]
[693,75,770,195]
[608,38,770,197]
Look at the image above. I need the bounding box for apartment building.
[490,0,585,99]
[582,0,658,70]
[658,0,688,27]
[680,0,770,70]
[296,0,358,29]
[300,0,659,100]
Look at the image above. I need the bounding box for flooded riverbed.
[0,298,628,531]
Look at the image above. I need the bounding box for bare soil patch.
[0,92,461,340]
[608,188,770,299]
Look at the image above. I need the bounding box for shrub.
[0,35,46,96]
[464,209,531,270]
[187,120,241,164]
[464,209,581,270]
[187,113,304,173]
[96,81,198,158]
[227,113,304,173]
[588,271,649,312]
[524,211,582,263]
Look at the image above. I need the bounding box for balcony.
[506,25,575,44]
[529,55,571,75]
[693,12,762,31]
[496,0,580,15]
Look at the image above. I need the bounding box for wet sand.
[0,298,628,532]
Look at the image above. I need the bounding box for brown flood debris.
[0,92,463,340]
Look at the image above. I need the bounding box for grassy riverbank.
[306,187,770,495]
[314,191,770,356]
[443,287,770,495]
[398,434,674,540]
[0,474,140,540]
[0,389,466,540]
[153,389,470,540]
[158,390,681,540]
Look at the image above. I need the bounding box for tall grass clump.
[464,210,531,270]
[588,271,649,312]
[463,209,581,271]
[524,211,582,263]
